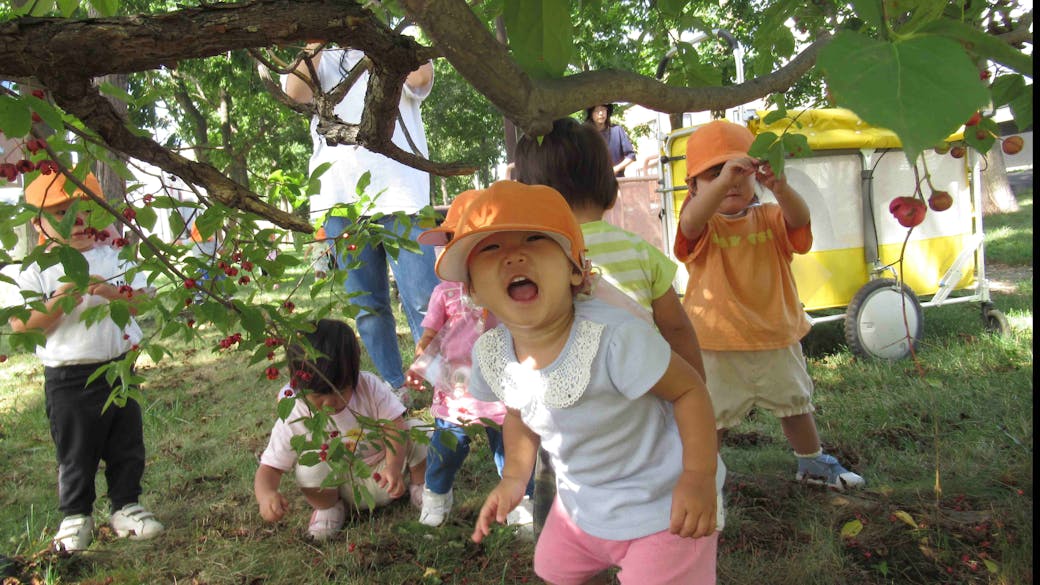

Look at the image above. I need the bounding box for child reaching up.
[407,189,534,528]
[675,120,864,491]
[438,181,721,585]
[255,319,428,541]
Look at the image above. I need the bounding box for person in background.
[585,104,636,177]
[285,42,439,403]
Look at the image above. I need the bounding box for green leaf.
[237,302,266,336]
[920,18,1034,76]
[963,117,997,154]
[0,96,32,138]
[58,246,89,288]
[109,300,130,329]
[194,206,224,241]
[134,204,157,231]
[98,82,137,106]
[781,133,811,158]
[277,394,296,420]
[26,96,66,132]
[818,31,989,161]
[14,0,55,16]
[748,132,779,159]
[1008,84,1033,132]
[504,0,573,79]
[840,518,864,539]
[849,0,884,31]
[657,0,687,18]
[57,0,80,17]
[983,559,999,574]
[147,344,165,364]
[989,74,1026,109]
[88,0,118,16]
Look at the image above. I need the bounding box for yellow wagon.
[656,109,1009,360]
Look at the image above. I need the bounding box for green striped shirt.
[581,220,678,311]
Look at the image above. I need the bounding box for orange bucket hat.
[417,188,481,246]
[684,120,755,179]
[435,181,585,283]
[25,172,101,210]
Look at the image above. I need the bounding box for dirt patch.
[985,263,1032,294]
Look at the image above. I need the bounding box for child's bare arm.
[376,417,409,499]
[756,163,810,228]
[8,281,84,334]
[678,157,758,241]
[651,289,706,379]
[414,327,437,355]
[472,409,538,543]
[650,352,718,538]
[285,42,324,104]
[254,464,290,522]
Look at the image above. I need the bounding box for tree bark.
[981,147,1020,215]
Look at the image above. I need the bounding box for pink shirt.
[259,372,405,471]
[421,281,506,426]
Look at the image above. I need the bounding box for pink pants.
[534,498,718,585]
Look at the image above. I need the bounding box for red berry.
[185,298,193,306]
[113,237,130,248]
[16,159,35,173]
[142,194,154,205]
[980,70,991,80]
[1,163,19,181]
[31,112,42,123]
[130,344,140,351]
[950,145,967,159]
[320,443,329,451]
[265,367,280,380]
[95,229,110,241]
[329,431,339,438]
[0,355,8,363]
[965,112,982,126]
[347,244,357,251]
[264,337,280,347]
[928,190,953,212]
[266,351,275,360]
[241,261,253,271]
[37,160,59,175]
[348,542,356,552]
[118,284,134,296]
[122,207,137,221]
[282,300,295,313]
[186,319,195,328]
[238,276,250,285]
[31,89,45,99]
[225,267,238,277]
[231,252,243,262]
[319,451,327,461]
[1002,135,1024,155]
[889,196,927,228]
[184,279,197,289]
[372,472,382,482]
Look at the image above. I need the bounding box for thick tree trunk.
[94,73,129,207]
[981,147,1019,215]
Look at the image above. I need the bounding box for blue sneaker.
[796,453,865,491]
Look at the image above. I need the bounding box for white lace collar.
[474,319,604,410]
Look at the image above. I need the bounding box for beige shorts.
[702,344,815,430]
[295,418,429,510]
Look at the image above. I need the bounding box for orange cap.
[25,172,101,210]
[435,180,585,282]
[684,120,755,179]
[315,226,327,240]
[417,188,481,246]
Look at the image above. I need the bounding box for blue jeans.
[324,214,439,388]
[425,418,535,497]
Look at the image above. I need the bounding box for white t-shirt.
[470,299,686,540]
[4,246,146,367]
[260,371,406,472]
[304,48,433,219]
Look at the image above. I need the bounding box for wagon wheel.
[981,303,1011,335]
[844,279,923,360]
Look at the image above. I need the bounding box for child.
[6,173,163,553]
[514,117,711,536]
[407,190,534,528]
[439,181,721,585]
[675,120,864,490]
[254,319,429,541]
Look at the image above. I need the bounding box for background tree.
[0,0,1032,367]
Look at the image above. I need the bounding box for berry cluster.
[265,366,280,380]
[218,332,243,349]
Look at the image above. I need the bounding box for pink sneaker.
[308,500,346,541]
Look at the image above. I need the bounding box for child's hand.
[718,157,758,186]
[374,467,406,499]
[669,470,717,538]
[258,490,289,522]
[403,369,425,392]
[754,161,787,192]
[471,477,528,543]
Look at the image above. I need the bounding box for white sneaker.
[53,514,94,552]
[418,488,453,527]
[506,496,534,541]
[308,500,346,541]
[110,503,164,540]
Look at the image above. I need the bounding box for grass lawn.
[0,192,1032,584]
